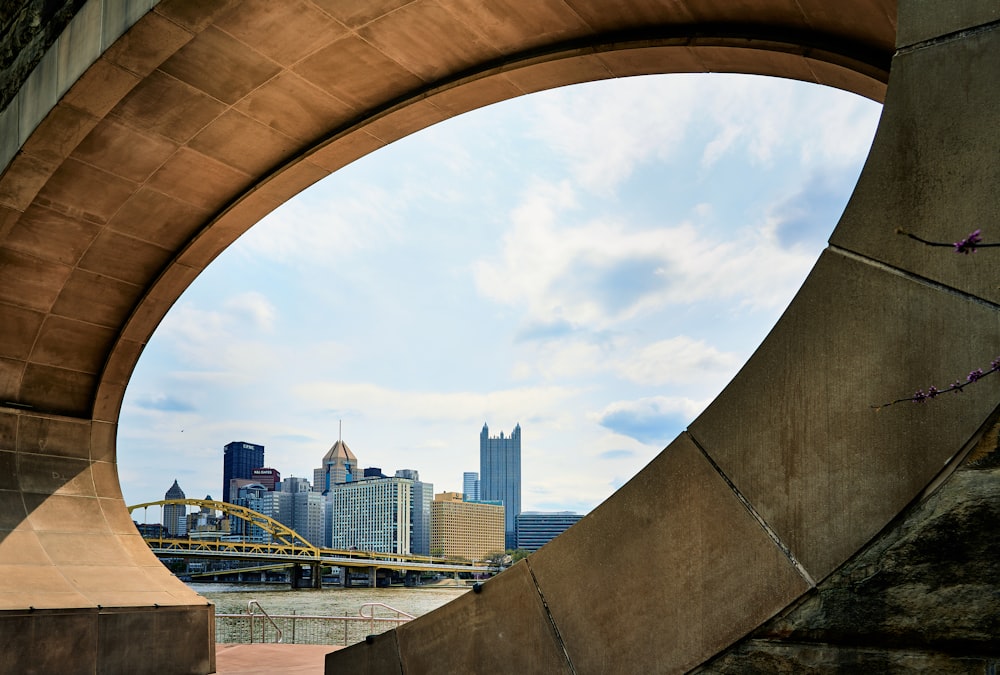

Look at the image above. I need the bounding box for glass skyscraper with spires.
[480,422,521,550]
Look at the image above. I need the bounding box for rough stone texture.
[0,0,87,111]
[696,420,1000,673]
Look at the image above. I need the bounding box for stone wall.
[698,419,1000,673]
[0,0,86,110]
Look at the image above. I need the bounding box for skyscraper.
[397,469,433,556]
[462,471,480,502]
[222,441,265,503]
[480,422,521,550]
[163,479,186,537]
[313,438,358,493]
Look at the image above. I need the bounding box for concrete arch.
[1,1,998,673]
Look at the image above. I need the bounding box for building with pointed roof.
[313,438,358,493]
[162,480,186,537]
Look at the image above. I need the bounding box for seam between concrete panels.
[523,558,579,675]
[897,18,1000,55]
[829,245,1000,311]
[684,431,817,589]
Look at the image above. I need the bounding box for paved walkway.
[216,644,343,674]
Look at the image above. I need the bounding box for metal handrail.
[247,600,283,643]
[216,604,415,646]
[358,603,416,620]
[359,603,415,637]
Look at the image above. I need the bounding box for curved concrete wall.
[0,1,996,673]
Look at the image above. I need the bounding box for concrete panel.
[0,452,15,490]
[0,305,45,362]
[0,359,26,411]
[325,631,402,675]
[19,363,96,417]
[0,152,59,212]
[444,0,593,53]
[90,464,121,501]
[16,453,93,497]
[215,0,347,67]
[16,414,91,460]
[0,529,55,565]
[897,0,1000,48]
[5,203,101,266]
[34,158,137,224]
[146,146,253,212]
[0,489,27,530]
[60,56,141,119]
[30,316,117,374]
[106,187,208,250]
[24,494,107,533]
[831,25,1000,307]
[90,420,115,463]
[159,26,281,106]
[110,69,227,144]
[19,103,99,165]
[97,605,214,675]
[396,562,573,674]
[425,73,523,118]
[293,35,424,110]
[234,70,356,143]
[51,270,140,328]
[102,10,194,78]
[312,0,416,29]
[0,611,98,675]
[78,230,172,286]
[153,0,241,33]
[529,433,810,674]
[364,99,449,146]
[688,251,1000,582]
[358,3,500,83]
[188,109,300,176]
[0,249,73,312]
[72,117,178,182]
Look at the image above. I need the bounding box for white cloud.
[293,381,582,426]
[615,336,741,386]
[473,186,818,332]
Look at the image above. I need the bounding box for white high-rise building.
[326,475,412,554]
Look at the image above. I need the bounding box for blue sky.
[118,73,882,517]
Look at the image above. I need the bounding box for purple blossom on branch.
[895,227,999,251]
[954,229,983,254]
[872,358,1000,409]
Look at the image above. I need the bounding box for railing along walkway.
[216,600,416,646]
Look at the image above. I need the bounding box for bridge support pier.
[368,567,377,588]
[291,563,322,589]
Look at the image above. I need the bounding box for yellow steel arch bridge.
[128,498,488,578]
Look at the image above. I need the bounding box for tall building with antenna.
[313,422,358,493]
[480,422,521,550]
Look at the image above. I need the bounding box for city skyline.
[117,72,882,517]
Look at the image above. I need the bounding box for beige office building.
[431,492,505,562]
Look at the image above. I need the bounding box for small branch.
[872,359,1000,410]
[896,227,1000,254]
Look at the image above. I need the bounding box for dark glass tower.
[480,422,521,550]
[222,441,265,503]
